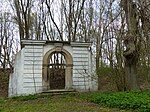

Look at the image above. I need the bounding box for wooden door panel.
[48,51,66,89]
[49,68,65,89]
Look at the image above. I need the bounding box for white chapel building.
[9,40,97,96]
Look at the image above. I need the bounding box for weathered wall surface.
[8,40,97,97]
[9,41,45,96]
[23,45,43,94]
[71,43,97,91]
[9,50,24,96]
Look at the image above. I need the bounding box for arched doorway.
[42,47,73,90]
[48,51,66,89]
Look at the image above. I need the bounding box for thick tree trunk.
[124,61,138,90]
[121,0,140,90]
[123,33,139,90]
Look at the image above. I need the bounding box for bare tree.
[45,0,63,41]
[120,0,148,90]
[0,12,15,69]
[62,0,86,41]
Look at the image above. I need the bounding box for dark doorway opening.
[48,51,66,89]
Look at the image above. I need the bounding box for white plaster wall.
[71,43,98,91]
[63,45,73,57]
[9,44,44,96]
[9,49,24,96]
[17,48,24,95]
[43,44,54,55]
[8,51,20,96]
[22,45,43,94]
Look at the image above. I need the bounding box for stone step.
[41,89,78,95]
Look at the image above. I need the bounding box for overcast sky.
[0,0,11,12]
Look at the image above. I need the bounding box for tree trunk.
[123,33,139,90]
[124,60,138,90]
[121,0,140,90]
[97,0,103,90]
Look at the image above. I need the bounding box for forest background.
[0,0,149,97]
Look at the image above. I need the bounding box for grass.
[1,91,149,112]
[0,93,124,112]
